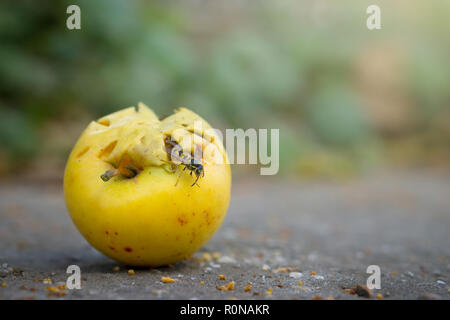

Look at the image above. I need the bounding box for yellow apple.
[63,103,231,267]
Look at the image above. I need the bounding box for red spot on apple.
[177,217,187,226]
[204,210,211,226]
[124,247,133,252]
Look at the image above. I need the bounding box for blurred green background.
[0,0,449,180]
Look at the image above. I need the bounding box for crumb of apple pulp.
[45,286,67,297]
[298,280,303,286]
[113,266,120,272]
[265,288,273,295]
[161,276,176,283]
[310,271,317,276]
[244,284,252,292]
[45,286,59,293]
[217,281,235,291]
[344,288,352,294]
[128,269,135,276]
[202,253,212,262]
[218,274,226,280]
[212,252,221,260]
[377,293,383,299]
[1,282,6,287]
[200,281,205,285]
[276,267,295,273]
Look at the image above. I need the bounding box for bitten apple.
[63,103,231,267]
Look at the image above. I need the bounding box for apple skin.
[63,104,231,267]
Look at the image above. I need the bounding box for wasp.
[165,138,204,187]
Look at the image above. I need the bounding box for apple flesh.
[63,103,231,267]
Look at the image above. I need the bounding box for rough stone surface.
[0,171,449,300]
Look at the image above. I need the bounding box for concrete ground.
[0,170,449,300]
